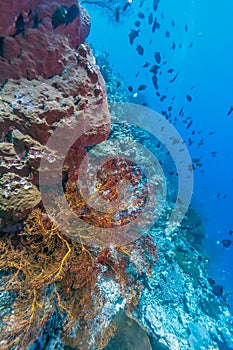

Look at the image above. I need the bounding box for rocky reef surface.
[136,209,233,350]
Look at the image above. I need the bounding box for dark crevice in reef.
[0,37,4,57]
[33,12,42,28]
[12,13,25,37]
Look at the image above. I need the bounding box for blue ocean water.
[82,0,233,308]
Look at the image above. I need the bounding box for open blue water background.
[82,0,233,309]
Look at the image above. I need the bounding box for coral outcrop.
[0,43,110,183]
[0,1,110,230]
[0,172,41,231]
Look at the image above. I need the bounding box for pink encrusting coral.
[0,0,90,84]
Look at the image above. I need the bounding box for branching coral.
[0,208,96,349]
[0,161,158,349]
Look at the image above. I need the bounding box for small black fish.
[160,95,167,102]
[186,94,192,102]
[52,6,68,29]
[128,29,140,45]
[229,230,233,235]
[217,192,220,198]
[189,42,193,48]
[153,0,160,12]
[135,20,141,27]
[116,82,121,88]
[169,72,178,83]
[212,284,223,297]
[135,71,140,77]
[208,131,215,135]
[128,86,133,92]
[152,18,160,33]
[185,24,188,32]
[152,75,159,90]
[222,239,232,248]
[167,68,174,73]
[138,12,145,19]
[168,106,172,111]
[123,1,131,12]
[65,4,80,25]
[192,158,201,163]
[223,194,227,199]
[188,138,193,145]
[211,151,217,157]
[138,84,147,91]
[115,6,120,22]
[139,0,144,8]
[136,44,144,55]
[198,140,204,147]
[150,64,160,74]
[178,43,182,48]
[171,42,176,50]
[165,30,170,38]
[171,20,175,27]
[143,62,150,68]
[187,120,193,129]
[208,277,216,286]
[227,106,233,116]
[148,39,152,45]
[148,13,153,25]
[154,51,161,64]
[156,91,160,97]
